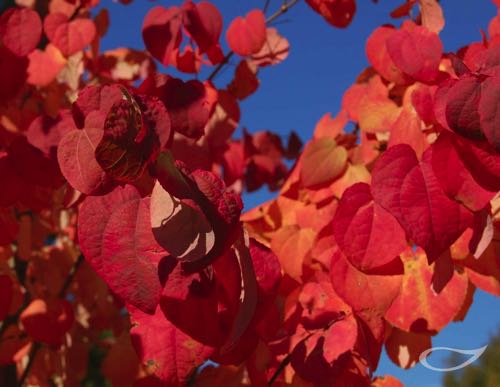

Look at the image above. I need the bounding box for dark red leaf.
[142,6,183,66]
[305,0,356,28]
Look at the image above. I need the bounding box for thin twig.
[207,0,300,82]
[263,0,272,13]
[268,352,293,386]
[58,254,84,298]
[16,343,41,387]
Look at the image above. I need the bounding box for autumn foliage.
[0,0,499,386]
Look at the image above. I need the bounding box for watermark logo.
[419,345,488,372]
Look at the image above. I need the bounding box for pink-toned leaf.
[366,26,409,85]
[44,13,96,56]
[150,181,215,262]
[78,185,165,313]
[386,24,442,83]
[57,127,113,195]
[0,7,42,57]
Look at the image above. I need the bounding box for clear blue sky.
[96,1,499,385]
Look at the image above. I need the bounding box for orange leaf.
[271,225,315,282]
[20,299,74,346]
[385,248,469,333]
[300,137,347,188]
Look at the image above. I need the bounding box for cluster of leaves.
[0,0,498,386]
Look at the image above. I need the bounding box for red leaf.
[443,74,483,139]
[333,183,407,272]
[78,185,165,313]
[227,60,259,100]
[386,24,442,83]
[183,1,223,61]
[71,84,123,129]
[478,75,500,151]
[129,305,214,385]
[212,232,258,354]
[142,6,183,66]
[160,260,224,347]
[95,92,171,183]
[0,7,42,57]
[226,10,266,56]
[366,26,409,85]
[26,110,75,155]
[150,181,215,262]
[322,315,358,363]
[44,13,96,56]
[57,126,113,195]
[305,0,356,28]
[330,249,402,336]
[0,153,24,207]
[385,327,432,369]
[20,299,74,346]
[9,137,63,189]
[27,44,66,87]
[431,132,497,211]
[371,144,473,263]
[140,75,217,139]
[0,46,28,102]
[385,248,468,333]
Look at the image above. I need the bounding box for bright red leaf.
[226,10,266,57]
[371,144,474,262]
[333,183,407,272]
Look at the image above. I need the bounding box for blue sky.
[97,1,499,385]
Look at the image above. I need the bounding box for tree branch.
[207,0,300,82]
